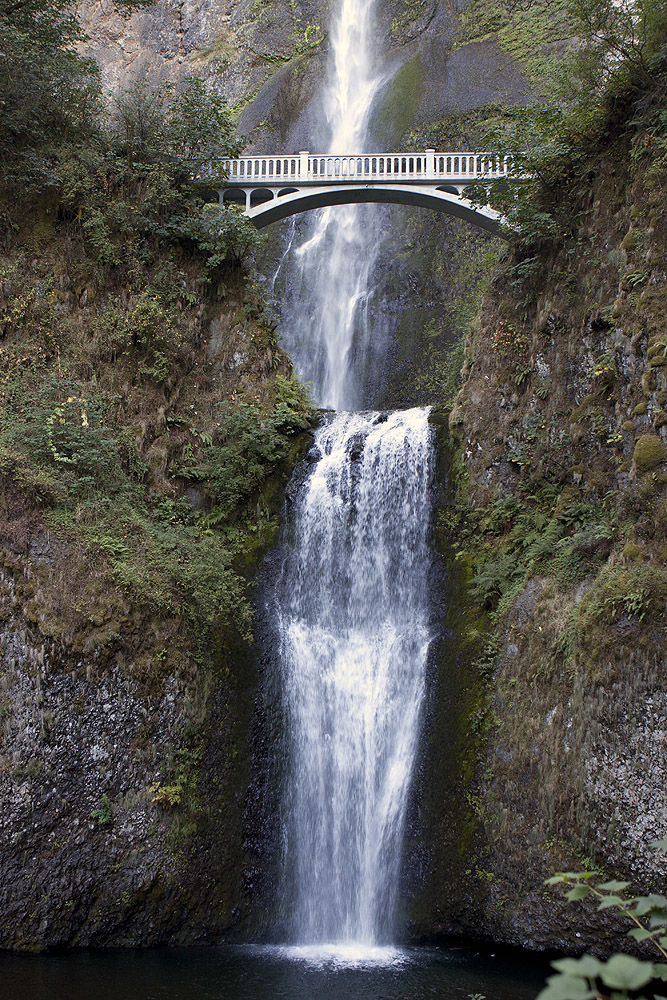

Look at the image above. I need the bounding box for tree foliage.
[111,77,244,175]
[464,0,667,232]
[0,0,260,269]
[0,0,152,189]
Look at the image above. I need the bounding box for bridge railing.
[209,151,513,184]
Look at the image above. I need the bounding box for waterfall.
[273,409,434,953]
[274,0,387,410]
[265,0,436,961]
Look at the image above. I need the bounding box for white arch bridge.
[205,150,514,236]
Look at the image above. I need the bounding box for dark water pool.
[0,943,548,1000]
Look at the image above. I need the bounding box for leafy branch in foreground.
[537,840,667,1000]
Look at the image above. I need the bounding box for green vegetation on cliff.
[0,0,314,677]
[471,0,667,215]
[0,226,312,677]
[0,0,318,950]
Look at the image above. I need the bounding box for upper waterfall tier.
[271,0,387,411]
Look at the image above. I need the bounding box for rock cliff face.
[0,199,313,947]
[408,91,667,954]
[0,590,257,948]
[77,0,327,151]
[78,0,530,149]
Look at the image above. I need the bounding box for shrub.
[150,782,182,810]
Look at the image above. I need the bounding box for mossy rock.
[429,411,450,427]
[622,420,634,431]
[633,434,665,473]
[643,370,656,394]
[622,541,645,562]
[647,340,667,368]
[578,563,667,640]
[369,54,424,148]
[633,401,647,416]
[569,389,606,425]
[654,410,667,430]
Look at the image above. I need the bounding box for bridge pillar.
[299,150,309,179]
[426,149,435,177]
[246,188,251,212]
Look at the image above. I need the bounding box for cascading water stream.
[273,410,434,954]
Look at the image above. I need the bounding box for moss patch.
[633,435,665,473]
[369,55,424,149]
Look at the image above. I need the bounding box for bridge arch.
[227,184,505,237]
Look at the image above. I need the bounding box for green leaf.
[536,974,596,1000]
[636,894,667,917]
[653,964,667,981]
[637,892,667,910]
[552,956,601,978]
[547,872,594,884]
[566,885,591,901]
[598,881,631,892]
[598,955,654,991]
[627,928,655,942]
[598,895,625,910]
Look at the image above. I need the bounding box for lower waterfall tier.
[271,408,435,946]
